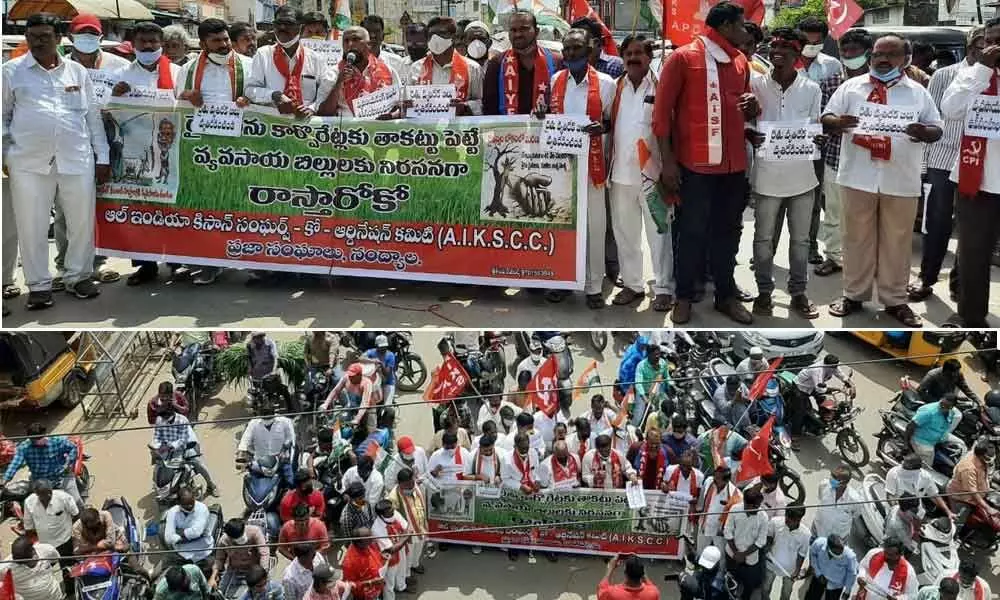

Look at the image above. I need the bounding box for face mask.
[530,354,541,364]
[208,51,232,65]
[279,35,301,49]
[427,34,453,56]
[870,66,902,83]
[827,549,842,559]
[402,453,413,462]
[73,34,101,54]
[801,43,823,58]
[566,57,588,72]
[136,48,163,66]
[829,478,841,490]
[467,39,488,59]
[262,417,275,426]
[235,534,248,544]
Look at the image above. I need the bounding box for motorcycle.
[239,452,286,543]
[0,480,30,536]
[172,339,224,419]
[158,503,223,575]
[151,441,204,506]
[775,369,870,468]
[299,435,353,528]
[70,496,149,600]
[967,331,999,376]
[855,474,959,586]
[955,492,1000,554]
[342,331,427,393]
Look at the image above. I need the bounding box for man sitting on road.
[917,359,980,406]
[905,393,966,467]
[163,490,215,574]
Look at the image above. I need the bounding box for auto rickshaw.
[850,331,967,368]
[0,332,88,410]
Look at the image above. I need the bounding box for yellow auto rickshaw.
[850,331,967,368]
[0,332,88,410]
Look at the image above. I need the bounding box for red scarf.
[858,552,910,600]
[551,66,606,187]
[501,47,550,115]
[273,43,305,104]
[576,437,589,462]
[397,487,426,535]
[418,53,470,101]
[342,544,385,600]
[957,69,997,197]
[667,466,700,498]
[341,56,394,113]
[191,52,241,101]
[951,574,985,600]
[852,77,896,161]
[637,444,665,489]
[513,451,536,488]
[384,519,407,566]
[550,454,579,483]
[473,450,500,478]
[703,483,742,528]
[591,451,622,488]
[688,29,745,167]
[154,56,174,89]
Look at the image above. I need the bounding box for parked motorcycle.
[158,503,223,575]
[343,331,427,393]
[0,480,30,536]
[151,441,204,506]
[855,474,959,586]
[71,497,149,600]
[172,339,224,419]
[955,492,1000,554]
[874,408,962,487]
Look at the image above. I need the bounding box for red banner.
[568,0,619,56]
[826,0,864,40]
[527,355,560,416]
[423,353,471,404]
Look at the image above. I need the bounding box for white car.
[731,330,825,369]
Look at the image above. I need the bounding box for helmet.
[544,335,566,353]
[765,379,779,397]
[375,334,389,349]
[985,389,1000,409]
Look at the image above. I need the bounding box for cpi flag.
[567,0,618,56]
[826,0,864,40]
[668,0,764,47]
[527,355,560,416]
[424,353,471,404]
[737,416,775,482]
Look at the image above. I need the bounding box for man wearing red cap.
[3,13,111,310]
[173,18,253,286]
[51,13,131,290]
[383,436,428,489]
[323,363,380,431]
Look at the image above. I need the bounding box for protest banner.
[964,94,1000,140]
[854,103,920,138]
[95,100,587,289]
[426,482,688,559]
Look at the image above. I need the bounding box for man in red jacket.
[279,468,325,522]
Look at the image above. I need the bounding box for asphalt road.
[3,218,999,328]
[1,331,997,599]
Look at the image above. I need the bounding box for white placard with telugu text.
[756,121,823,161]
[540,114,590,156]
[190,102,244,137]
[964,94,1000,140]
[854,102,919,138]
[353,85,401,120]
[407,84,456,120]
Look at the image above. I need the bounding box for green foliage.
[769,0,884,30]
[215,339,306,390]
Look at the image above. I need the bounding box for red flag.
[737,416,775,482]
[0,570,13,600]
[527,355,560,417]
[423,353,471,404]
[826,0,864,40]
[567,0,619,57]
[735,0,765,25]
[748,357,783,401]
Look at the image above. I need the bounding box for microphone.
[345,50,361,66]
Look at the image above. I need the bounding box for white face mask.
[72,34,102,55]
[235,534,248,545]
[801,43,823,58]
[530,353,542,364]
[427,34,453,56]
[278,35,301,49]
[467,39,488,59]
[208,51,232,65]
[135,48,163,66]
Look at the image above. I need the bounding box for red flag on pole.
[825,0,865,40]
[567,0,619,57]
[527,355,560,417]
[423,353,471,404]
[748,357,783,401]
[737,416,775,482]
[0,570,14,600]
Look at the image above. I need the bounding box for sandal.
[96,269,121,283]
[586,294,605,310]
[651,294,673,312]
[790,294,820,319]
[814,259,843,277]
[829,296,864,317]
[612,288,644,306]
[906,282,933,302]
[2,284,20,300]
[885,304,923,328]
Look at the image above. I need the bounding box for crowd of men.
[4,5,999,325]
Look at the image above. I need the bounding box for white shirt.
[341,465,386,505]
[823,74,942,197]
[247,44,337,110]
[23,490,78,546]
[377,50,408,76]
[936,571,992,600]
[407,54,484,115]
[336,57,402,117]
[174,52,254,103]
[698,481,740,537]
[582,407,618,438]
[371,512,410,559]
[116,60,182,93]
[767,517,810,577]
[2,53,110,174]
[663,464,705,502]
[163,501,214,560]
[238,416,296,456]
[851,547,919,600]
[500,447,541,490]
[942,62,1000,194]
[464,447,506,484]
[610,71,656,186]
[794,360,849,394]
[751,71,822,197]
[537,453,581,489]
[884,466,937,518]
[550,68,615,120]
[282,553,327,600]
[68,51,130,103]
[533,409,570,449]
[724,503,770,565]
[514,356,542,381]
[0,542,62,600]
[477,400,520,432]
[580,448,636,489]
[383,447,429,489]
[427,447,473,483]
[498,429,545,457]
[567,433,596,460]
[813,479,864,539]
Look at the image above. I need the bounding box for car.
[730,330,825,369]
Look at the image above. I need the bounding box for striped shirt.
[925,61,969,171]
[820,68,846,171]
